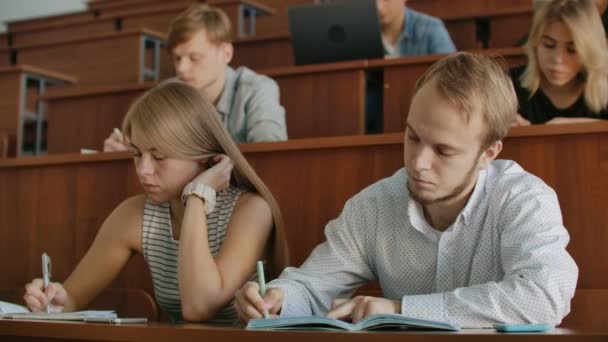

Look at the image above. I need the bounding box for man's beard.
[408,160,479,206]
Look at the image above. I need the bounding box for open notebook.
[246,314,461,331]
[0,301,117,321]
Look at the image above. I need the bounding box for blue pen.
[256,261,269,319]
[42,253,52,314]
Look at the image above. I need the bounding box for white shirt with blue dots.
[268,160,578,328]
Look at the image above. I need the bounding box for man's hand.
[234,281,284,323]
[327,296,400,323]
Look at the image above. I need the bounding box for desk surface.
[0,320,606,342]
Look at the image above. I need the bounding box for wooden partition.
[0,124,607,297]
[232,33,293,69]
[409,0,532,19]
[119,0,275,39]
[44,59,366,153]
[0,33,9,48]
[10,17,118,47]
[261,60,367,139]
[5,11,98,33]
[14,30,170,85]
[43,83,153,153]
[0,65,76,156]
[0,48,10,67]
[373,47,528,133]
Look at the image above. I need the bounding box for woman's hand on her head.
[23,278,69,312]
[511,113,531,127]
[192,154,234,192]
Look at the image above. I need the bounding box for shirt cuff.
[267,280,311,318]
[401,293,448,322]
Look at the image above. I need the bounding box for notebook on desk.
[246,313,461,331]
[0,300,117,322]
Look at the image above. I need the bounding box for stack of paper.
[0,301,117,321]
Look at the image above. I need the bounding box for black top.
[509,65,608,124]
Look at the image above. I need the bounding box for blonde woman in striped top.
[23,82,289,323]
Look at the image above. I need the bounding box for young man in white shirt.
[234,52,578,328]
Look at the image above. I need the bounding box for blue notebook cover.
[246,313,460,331]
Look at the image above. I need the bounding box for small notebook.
[0,300,117,321]
[246,313,460,331]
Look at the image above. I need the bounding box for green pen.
[256,260,269,319]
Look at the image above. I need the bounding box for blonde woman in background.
[511,0,608,125]
[24,82,289,323]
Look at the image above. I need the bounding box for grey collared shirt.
[216,66,287,143]
[166,66,287,144]
[383,8,457,57]
[268,160,578,328]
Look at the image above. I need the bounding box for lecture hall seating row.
[37,47,526,154]
[4,0,275,46]
[0,122,606,327]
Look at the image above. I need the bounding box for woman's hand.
[24,278,70,312]
[192,154,234,192]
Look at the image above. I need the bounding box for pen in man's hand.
[257,260,269,319]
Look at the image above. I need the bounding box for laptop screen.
[288,0,384,65]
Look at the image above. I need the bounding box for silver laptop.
[288,0,384,65]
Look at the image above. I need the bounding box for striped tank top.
[142,186,249,323]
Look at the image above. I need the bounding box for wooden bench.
[13,30,170,85]
[5,0,275,48]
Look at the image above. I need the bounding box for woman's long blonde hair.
[522,0,608,113]
[122,82,289,277]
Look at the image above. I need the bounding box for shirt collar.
[402,7,414,40]
[215,66,236,117]
[407,169,488,234]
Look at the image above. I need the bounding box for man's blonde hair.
[167,4,233,51]
[522,0,608,113]
[122,82,289,277]
[414,52,517,147]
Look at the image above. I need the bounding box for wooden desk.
[43,59,366,153]
[0,124,606,291]
[10,17,119,47]
[119,0,275,39]
[260,60,367,139]
[5,11,98,33]
[372,47,527,133]
[0,65,76,156]
[0,33,9,48]
[14,30,169,85]
[409,0,532,18]
[232,33,293,70]
[43,82,155,154]
[0,320,606,342]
